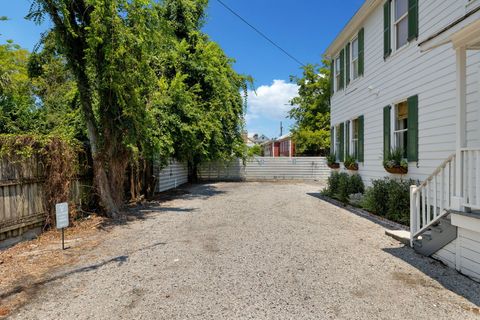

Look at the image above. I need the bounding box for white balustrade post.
[410,185,418,247]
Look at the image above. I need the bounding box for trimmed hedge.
[361,178,416,226]
[323,171,416,226]
[323,172,364,203]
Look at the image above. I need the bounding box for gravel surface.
[9,182,480,319]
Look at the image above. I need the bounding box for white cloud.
[246,80,298,121]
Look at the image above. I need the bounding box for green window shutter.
[330,126,334,155]
[407,95,419,162]
[346,43,351,86]
[383,106,391,160]
[345,121,350,156]
[358,28,364,76]
[408,0,419,41]
[358,115,364,162]
[339,49,345,90]
[330,59,334,95]
[339,122,345,162]
[383,1,392,59]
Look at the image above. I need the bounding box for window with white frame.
[335,56,341,91]
[350,118,359,159]
[351,37,359,80]
[394,0,409,49]
[393,101,408,158]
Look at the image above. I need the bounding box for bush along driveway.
[8,182,480,319]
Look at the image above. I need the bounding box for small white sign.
[55,202,69,229]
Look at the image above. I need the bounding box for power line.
[215,0,306,67]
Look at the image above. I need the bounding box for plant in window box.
[383,147,408,174]
[344,155,358,171]
[326,153,340,169]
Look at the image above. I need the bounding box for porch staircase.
[412,215,457,256]
[410,149,480,256]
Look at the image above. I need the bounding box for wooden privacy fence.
[198,157,330,182]
[0,156,81,241]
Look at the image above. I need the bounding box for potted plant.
[326,153,340,169]
[383,147,408,174]
[344,154,358,171]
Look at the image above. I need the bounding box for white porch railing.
[461,148,480,210]
[410,154,456,244]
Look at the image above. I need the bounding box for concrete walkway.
[10,182,480,319]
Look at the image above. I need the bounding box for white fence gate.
[198,157,330,182]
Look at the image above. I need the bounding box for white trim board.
[451,213,480,233]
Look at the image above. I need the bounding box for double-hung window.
[334,124,341,161]
[335,56,341,91]
[393,101,408,158]
[351,118,360,159]
[351,37,359,80]
[394,0,409,49]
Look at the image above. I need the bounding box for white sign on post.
[55,202,69,229]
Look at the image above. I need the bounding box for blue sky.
[1,0,364,138]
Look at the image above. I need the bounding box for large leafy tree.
[27,0,248,214]
[0,41,40,133]
[289,62,331,156]
[27,0,170,216]
[156,0,248,179]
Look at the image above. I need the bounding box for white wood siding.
[330,0,480,186]
[434,228,480,282]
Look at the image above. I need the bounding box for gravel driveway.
[9,182,480,319]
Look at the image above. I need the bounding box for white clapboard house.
[325,0,480,280]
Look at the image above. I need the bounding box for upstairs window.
[384,0,418,58]
[351,37,359,80]
[394,0,409,49]
[335,56,341,91]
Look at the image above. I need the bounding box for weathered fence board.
[198,157,330,182]
[0,156,82,242]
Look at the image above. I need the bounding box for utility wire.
[215,0,306,67]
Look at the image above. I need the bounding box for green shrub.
[348,174,364,194]
[323,172,365,203]
[361,177,416,225]
[385,179,414,225]
[361,178,389,216]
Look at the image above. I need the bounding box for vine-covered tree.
[288,62,331,156]
[26,0,248,215]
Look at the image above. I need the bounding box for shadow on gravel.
[307,193,407,231]
[383,246,480,308]
[1,241,167,303]
[152,183,226,202]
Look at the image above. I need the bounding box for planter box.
[327,163,340,169]
[345,163,358,171]
[384,166,408,174]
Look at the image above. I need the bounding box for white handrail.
[410,153,456,245]
[410,148,480,245]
